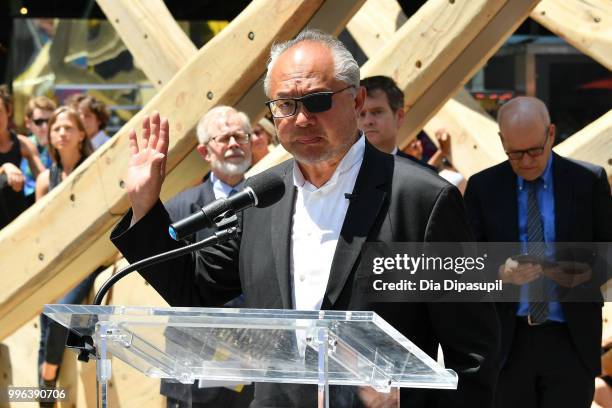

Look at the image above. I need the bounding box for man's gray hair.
[263,29,360,97]
[196,106,252,144]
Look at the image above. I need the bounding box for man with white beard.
[160,105,254,408]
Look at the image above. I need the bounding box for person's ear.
[498,131,506,149]
[354,86,366,114]
[395,107,405,129]
[196,144,210,162]
[548,124,556,146]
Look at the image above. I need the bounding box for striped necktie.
[526,179,548,324]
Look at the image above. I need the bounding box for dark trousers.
[495,318,594,408]
[38,271,99,367]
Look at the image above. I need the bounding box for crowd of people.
[0,88,115,407]
[2,27,610,408]
[0,89,112,227]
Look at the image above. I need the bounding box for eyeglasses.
[208,131,250,145]
[504,126,551,160]
[265,85,355,118]
[32,118,49,127]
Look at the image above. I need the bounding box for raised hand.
[126,112,169,223]
[434,128,452,157]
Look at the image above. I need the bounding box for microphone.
[344,192,358,201]
[169,172,285,240]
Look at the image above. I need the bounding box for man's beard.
[211,154,252,176]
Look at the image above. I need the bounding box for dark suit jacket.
[161,179,254,406]
[112,141,500,407]
[464,153,612,376]
[396,150,438,173]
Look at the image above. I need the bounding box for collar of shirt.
[292,132,366,193]
[210,172,245,200]
[517,153,553,191]
[391,146,399,155]
[90,130,110,150]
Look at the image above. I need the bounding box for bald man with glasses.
[112,29,500,407]
[464,96,612,408]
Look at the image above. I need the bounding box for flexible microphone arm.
[93,225,239,305]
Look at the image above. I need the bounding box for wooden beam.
[96,0,197,87]
[530,0,612,70]
[346,0,609,177]
[345,0,407,54]
[251,0,538,174]
[0,0,332,340]
[422,94,506,176]
[554,110,612,175]
[360,0,539,152]
[345,0,503,177]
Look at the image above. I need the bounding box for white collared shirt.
[209,172,245,200]
[290,134,365,311]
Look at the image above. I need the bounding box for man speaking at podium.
[111,29,499,407]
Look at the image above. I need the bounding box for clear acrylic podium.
[44,305,457,407]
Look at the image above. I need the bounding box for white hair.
[196,106,252,145]
[263,29,360,97]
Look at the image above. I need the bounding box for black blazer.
[464,153,612,376]
[112,141,500,408]
[396,150,438,173]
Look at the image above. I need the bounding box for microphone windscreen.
[246,171,285,208]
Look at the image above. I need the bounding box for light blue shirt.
[209,172,245,200]
[516,154,564,322]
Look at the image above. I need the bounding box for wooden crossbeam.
[344,0,608,177]
[423,94,506,176]
[554,110,612,176]
[345,0,407,53]
[377,0,539,155]
[96,0,197,88]
[0,0,338,341]
[531,0,612,70]
[346,0,503,177]
[251,0,539,174]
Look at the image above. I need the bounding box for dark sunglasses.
[265,85,355,118]
[32,118,49,126]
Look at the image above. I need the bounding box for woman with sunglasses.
[0,85,45,228]
[35,107,94,403]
